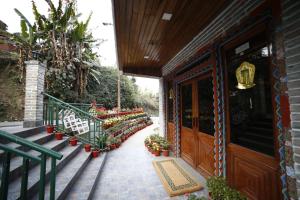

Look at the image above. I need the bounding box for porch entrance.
[180,74,215,178]
[223,28,280,200]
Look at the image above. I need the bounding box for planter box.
[69,139,77,146]
[162,150,169,157]
[84,144,91,152]
[154,150,160,156]
[55,132,63,140]
[92,150,100,158]
[46,125,54,134]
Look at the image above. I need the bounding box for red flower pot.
[69,138,77,146]
[110,144,116,150]
[55,132,63,140]
[84,144,91,152]
[92,150,100,158]
[46,125,54,134]
[162,150,169,157]
[154,151,160,156]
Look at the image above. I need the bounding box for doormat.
[153,159,203,197]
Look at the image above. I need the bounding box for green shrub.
[207,176,246,200]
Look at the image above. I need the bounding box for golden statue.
[236,61,256,89]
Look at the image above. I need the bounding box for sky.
[0,0,158,93]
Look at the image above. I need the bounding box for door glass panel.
[198,77,214,135]
[226,33,274,156]
[182,84,193,128]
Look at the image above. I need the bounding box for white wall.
[158,78,165,137]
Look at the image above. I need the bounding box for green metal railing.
[0,130,63,200]
[42,92,107,150]
[68,103,103,113]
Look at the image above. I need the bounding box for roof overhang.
[112,0,229,77]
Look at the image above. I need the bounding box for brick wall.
[281,0,300,198]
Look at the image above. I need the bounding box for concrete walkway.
[92,122,207,200]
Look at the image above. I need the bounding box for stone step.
[0,131,54,160]
[0,126,46,144]
[65,153,107,200]
[32,149,91,200]
[8,137,69,183]
[7,143,82,200]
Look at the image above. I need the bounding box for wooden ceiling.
[112,0,229,77]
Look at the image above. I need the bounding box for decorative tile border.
[215,13,289,199]
[215,45,225,176]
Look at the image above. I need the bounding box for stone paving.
[92,121,207,200]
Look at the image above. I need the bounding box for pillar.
[23,60,46,128]
[159,77,165,137]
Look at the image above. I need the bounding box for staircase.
[0,126,107,200]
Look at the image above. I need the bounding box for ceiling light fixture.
[162,13,172,21]
[144,56,150,59]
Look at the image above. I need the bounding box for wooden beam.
[123,66,161,77]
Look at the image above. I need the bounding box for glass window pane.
[182,84,193,128]
[227,38,274,156]
[167,82,174,122]
[198,77,214,135]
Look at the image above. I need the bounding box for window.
[181,84,193,128]
[226,32,274,156]
[198,76,214,135]
[167,82,174,122]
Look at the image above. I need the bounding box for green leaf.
[20,20,29,39]
[14,8,32,28]
[32,1,44,30]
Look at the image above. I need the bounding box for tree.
[13,0,99,98]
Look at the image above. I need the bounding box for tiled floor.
[92,121,207,200]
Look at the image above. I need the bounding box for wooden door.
[180,81,196,167]
[224,30,280,200]
[180,74,215,176]
[195,75,215,178]
[167,82,176,152]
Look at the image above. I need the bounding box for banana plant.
[13,0,101,97]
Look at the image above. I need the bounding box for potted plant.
[92,148,100,158]
[116,137,122,148]
[55,131,63,140]
[46,125,55,134]
[109,137,117,150]
[152,142,161,156]
[84,144,91,152]
[144,137,150,147]
[121,135,126,142]
[161,141,170,157]
[69,136,78,146]
[186,193,207,200]
[207,176,246,200]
